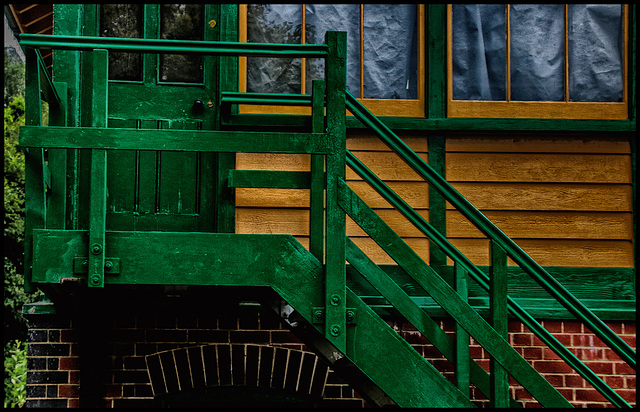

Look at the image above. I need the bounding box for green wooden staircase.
[18,32,635,408]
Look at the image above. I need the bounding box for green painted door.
[86,4,223,232]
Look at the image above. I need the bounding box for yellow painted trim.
[449,101,629,120]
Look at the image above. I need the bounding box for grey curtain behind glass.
[510,4,565,101]
[247,4,418,99]
[452,4,623,102]
[568,4,623,102]
[452,4,506,101]
[246,5,303,93]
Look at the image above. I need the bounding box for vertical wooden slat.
[506,5,511,103]
[88,49,108,288]
[23,47,46,293]
[564,4,569,103]
[215,4,238,233]
[454,262,470,398]
[490,239,509,407]
[324,31,347,351]
[428,135,446,267]
[46,82,68,229]
[309,80,326,261]
[359,4,364,99]
[300,4,306,95]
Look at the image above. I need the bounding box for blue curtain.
[452,4,623,102]
[247,4,419,99]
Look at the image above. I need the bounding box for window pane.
[362,4,418,99]
[510,4,564,102]
[452,4,506,101]
[305,4,360,97]
[246,4,302,93]
[100,4,143,81]
[160,4,204,83]
[568,4,623,102]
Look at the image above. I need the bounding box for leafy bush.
[5,94,40,344]
[4,340,27,408]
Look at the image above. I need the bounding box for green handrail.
[221,92,313,106]
[346,150,630,408]
[19,34,329,57]
[345,91,635,371]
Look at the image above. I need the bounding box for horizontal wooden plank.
[235,181,430,209]
[446,153,631,183]
[236,153,310,171]
[19,126,332,154]
[236,151,430,181]
[236,208,632,241]
[447,239,634,268]
[236,208,431,238]
[448,211,633,240]
[347,152,428,181]
[446,135,631,154]
[349,237,430,265]
[236,188,309,208]
[347,130,428,152]
[349,265,635,303]
[32,230,323,287]
[240,184,631,214]
[450,182,632,212]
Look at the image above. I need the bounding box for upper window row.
[98,4,629,120]
[242,3,628,119]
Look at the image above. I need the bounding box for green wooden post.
[310,80,326,261]
[46,82,68,229]
[88,49,108,288]
[324,31,347,351]
[490,240,510,407]
[454,262,471,398]
[23,47,46,293]
[427,5,448,119]
[213,4,236,234]
[428,135,447,267]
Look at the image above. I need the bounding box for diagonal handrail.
[345,91,635,369]
[345,150,630,408]
[344,92,634,407]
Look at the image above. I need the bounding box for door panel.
[88,4,221,233]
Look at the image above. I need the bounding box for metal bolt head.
[346,310,355,322]
[330,325,341,337]
[330,294,340,306]
[90,244,102,255]
[90,274,101,286]
[314,310,324,320]
[104,261,113,271]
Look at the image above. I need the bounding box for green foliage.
[3,340,27,408]
[4,53,40,345]
[4,49,25,108]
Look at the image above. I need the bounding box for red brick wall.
[25,303,635,408]
[24,302,365,408]
[396,318,636,408]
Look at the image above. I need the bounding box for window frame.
[237,4,426,117]
[447,4,629,120]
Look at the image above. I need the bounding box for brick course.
[25,302,635,408]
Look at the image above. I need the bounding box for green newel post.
[324,31,347,351]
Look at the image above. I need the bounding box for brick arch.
[145,344,329,402]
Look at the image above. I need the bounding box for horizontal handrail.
[346,150,631,408]
[19,34,329,57]
[221,92,314,106]
[345,90,635,371]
